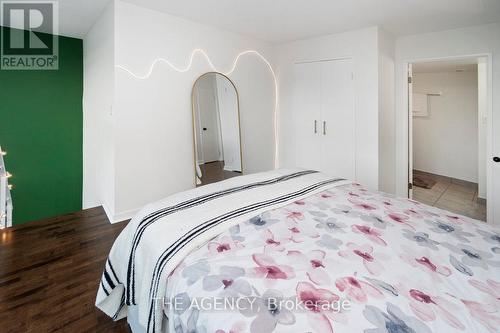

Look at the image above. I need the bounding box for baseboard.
[101,203,115,224]
[102,203,138,224]
[112,208,139,223]
[223,164,241,172]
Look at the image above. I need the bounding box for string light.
[7,184,13,190]
[0,151,6,156]
[115,49,280,168]
[4,172,11,179]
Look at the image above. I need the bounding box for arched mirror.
[192,72,242,186]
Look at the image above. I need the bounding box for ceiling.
[58,0,111,38]
[1,0,111,39]
[413,58,479,73]
[2,0,500,42]
[122,0,500,43]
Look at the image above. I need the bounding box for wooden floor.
[413,170,487,221]
[0,207,131,333]
[199,161,241,186]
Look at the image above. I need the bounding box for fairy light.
[115,49,280,168]
[1,172,11,179]
[0,150,6,156]
[7,184,12,190]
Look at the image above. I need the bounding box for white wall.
[83,6,499,223]
[111,1,275,219]
[82,0,115,213]
[378,29,396,193]
[275,26,380,190]
[215,75,242,172]
[394,23,500,224]
[412,71,478,182]
[478,58,487,198]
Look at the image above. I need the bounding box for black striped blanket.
[95,169,348,332]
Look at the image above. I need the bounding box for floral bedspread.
[164,183,500,333]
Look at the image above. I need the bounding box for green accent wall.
[0,27,83,225]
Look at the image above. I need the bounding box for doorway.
[408,57,488,221]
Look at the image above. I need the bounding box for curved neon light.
[115,49,279,168]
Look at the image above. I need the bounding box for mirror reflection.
[192,72,242,186]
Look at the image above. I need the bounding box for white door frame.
[407,63,413,199]
[194,89,205,164]
[403,53,493,222]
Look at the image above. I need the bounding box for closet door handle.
[314,120,318,134]
[323,121,326,135]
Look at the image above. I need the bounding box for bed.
[96,169,500,333]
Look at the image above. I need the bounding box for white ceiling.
[413,58,479,73]
[1,0,111,39]
[57,0,111,38]
[122,0,500,43]
[2,0,500,42]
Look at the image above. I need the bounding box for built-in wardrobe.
[290,58,356,179]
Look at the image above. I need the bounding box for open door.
[407,63,413,199]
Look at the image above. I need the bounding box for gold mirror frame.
[191,72,244,186]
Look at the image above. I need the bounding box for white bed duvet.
[96,169,500,333]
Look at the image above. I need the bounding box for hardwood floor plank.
[0,207,131,332]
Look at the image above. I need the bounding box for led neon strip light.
[115,49,279,168]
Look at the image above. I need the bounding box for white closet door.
[292,62,322,170]
[320,59,355,179]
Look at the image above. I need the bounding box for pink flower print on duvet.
[202,266,252,298]
[286,250,333,285]
[351,224,387,246]
[247,253,295,287]
[320,192,333,199]
[285,209,305,222]
[207,235,244,255]
[257,229,289,253]
[461,300,500,333]
[338,242,388,276]
[296,281,345,333]
[335,276,383,303]
[469,279,500,301]
[397,282,465,329]
[386,212,416,230]
[348,198,378,211]
[445,214,471,224]
[399,245,451,281]
[286,220,319,243]
[404,208,424,219]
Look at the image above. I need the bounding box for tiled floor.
[412,170,487,221]
[199,161,241,186]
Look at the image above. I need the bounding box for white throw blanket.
[95,169,348,332]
